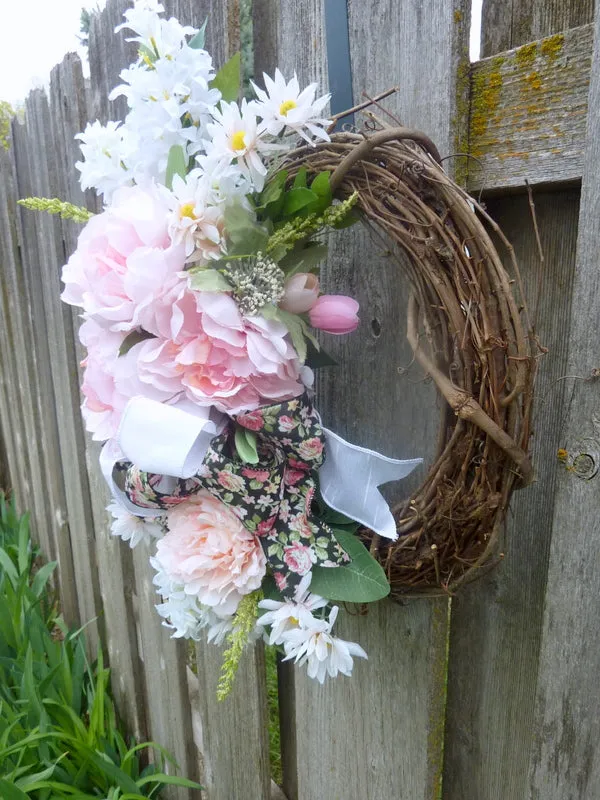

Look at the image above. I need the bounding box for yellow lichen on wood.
[515,41,538,70]
[540,33,565,63]
[469,56,505,157]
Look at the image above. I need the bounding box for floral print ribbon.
[117,396,349,596]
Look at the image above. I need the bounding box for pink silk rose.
[308,294,360,334]
[156,491,266,616]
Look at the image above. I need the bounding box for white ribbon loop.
[319,427,422,541]
[103,396,421,538]
[116,396,226,478]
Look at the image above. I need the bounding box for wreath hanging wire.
[285,125,538,598]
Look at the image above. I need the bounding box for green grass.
[0,493,202,798]
[265,645,282,785]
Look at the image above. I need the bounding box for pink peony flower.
[156,491,266,615]
[309,294,359,335]
[280,273,320,313]
[62,184,186,336]
[283,542,316,575]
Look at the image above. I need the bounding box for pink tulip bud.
[280,273,321,313]
[309,294,360,335]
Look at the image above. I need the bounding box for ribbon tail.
[319,427,422,541]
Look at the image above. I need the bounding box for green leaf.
[309,529,390,603]
[165,144,188,190]
[0,779,29,800]
[210,52,241,102]
[278,243,328,276]
[137,773,203,789]
[188,18,208,50]
[138,43,157,65]
[224,203,270,256]
[258,171,288,208]
[234,427,259,464]
[118,329,155,357]
[282,187,318,216]
[276,309,307,363]
[292,168,307,189]
[305,340,338,369]
[310,170,332,199]
[0,547,18,585]
[31,562,56,598]
[189,269,232,293]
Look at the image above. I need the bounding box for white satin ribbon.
[102,396,421,539]
[319,427,421,540]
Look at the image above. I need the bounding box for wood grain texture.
[132,546,201,800]
[468,25,593,193]
[442,190,580,800]
[193,640,271,800]
[5,119,65,568]
[254,2,469,798]
[481,0,594,58]
[527,5,600,796]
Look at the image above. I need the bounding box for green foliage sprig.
[217,589,262,701]
[266,191,359,260]
[18,197,94,223]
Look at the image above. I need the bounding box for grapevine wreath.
[23,1,535,694]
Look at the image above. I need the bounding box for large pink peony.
[155,491,266,615]
[63,184,306,438]
[61,183,186,336]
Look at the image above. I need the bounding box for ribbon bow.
[102,395,422,597]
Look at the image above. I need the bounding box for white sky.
[0,0,484,108]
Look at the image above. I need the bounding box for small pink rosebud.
[309,294,360,335]
[280,272,321,313]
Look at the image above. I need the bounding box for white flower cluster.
[151,559,234,644]
[108,501,165,548]
[76,0,331,217]
[258,574,368,683]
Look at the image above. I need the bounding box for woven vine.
[285,127,537,597]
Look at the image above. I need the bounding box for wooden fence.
[1,0,599,797]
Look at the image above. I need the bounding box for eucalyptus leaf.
[165,144,187,190]
[118,329,155,357]
[210,52,241,102]
[276,309,307,363]
[283,187,318,216]
[189,269,232,293]
[279,243,329,276]
[188,18,208,50]
[224,203,270,255]
[306,340,338,369]
[234,426,259,464]
[309,529,390,603]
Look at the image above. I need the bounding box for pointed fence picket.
[1,0,600,798]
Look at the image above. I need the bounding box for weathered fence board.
[467,25,593,192]
[253,1,469,798]
[443,188,581,799]
[527,4,600,796]
[2,1,600,798]
[482,0,594,58]
[193,640,271,800]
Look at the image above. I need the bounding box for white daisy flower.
[116,0,196,60]
[107,501,165,549]
[165,171,224,263]
[250,69,331,145]
[256,573,328,646]
[204,99,274,191]
[281,606,368,683]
